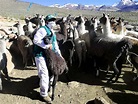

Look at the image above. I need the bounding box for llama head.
[99,13,109,26]
[75,16,85,25]
[110,17,118,31]
[84,19,94,31]
[91,17,97,23]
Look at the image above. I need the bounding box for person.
[33,14,63,103]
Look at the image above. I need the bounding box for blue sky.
[20,0,122,6]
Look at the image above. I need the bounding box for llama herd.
[0,13,138,100]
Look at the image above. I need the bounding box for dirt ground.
[1,64,138,104]
[0,16,138,104]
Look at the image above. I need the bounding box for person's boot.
[43,96,52,104]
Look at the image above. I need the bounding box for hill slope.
[0,0,100,18]
[1,0,138,24]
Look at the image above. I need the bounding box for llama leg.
[95,60,100,77]
[51,75,58,101]
[127,55,135,72]
[110,52,123,83]
[0,72,2,91]
[113,67,121,83]
[77,52,82,68]
[107,65,117,83]
[107,60,119,83]
[69,50,73,67]
[133,69,138,81]
[3,67,10,81]
[22,52,27,68]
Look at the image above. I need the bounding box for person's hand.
[49,44,53,50]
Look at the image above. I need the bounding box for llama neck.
[94,23,97,31]
[17,23,25,36]
[28,22,34,33]
[116,22,126,36]
[102,20,123,40]
[102,19,112,36]
[77,21,88,35]
[40,18,45,26]
[68,23,74,38]
[93,19,98,31]
[74,27,79,40]
[0,39,6,53]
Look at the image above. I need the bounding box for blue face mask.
[47,21,56,29]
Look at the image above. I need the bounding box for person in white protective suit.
[33,14,63,103]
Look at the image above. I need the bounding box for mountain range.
[49,0,138,12]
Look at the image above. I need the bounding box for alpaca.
[44,49,68,101]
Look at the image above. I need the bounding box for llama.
[125,38,138,81]
[56,17,69,43]
[75,16,91,54]
[0,35,11,91]
[24,17,38,40]
[25,17,35,33]
[99,13,124,40]
[29,14,45,28]
[13,21,25,36]
[85,18,132,83]
[110,17,138,39]
[73,26,87,68]
[44,48,68,101]
[55,17,75,68]
[113,18,138,76]
[17,35,34,68]
[91,17,100,31]
[99,14,138,82]
[58,38,75,68]
[75,16,88,37]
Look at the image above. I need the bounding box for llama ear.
[122,18,124,22]
[103,13,105,17]
[84,17,88,21]
[91,17,94,21]
[119,17,121,20]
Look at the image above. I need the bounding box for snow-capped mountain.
[115,0,138,11]
[114,0,136,8]
[50,3,98,10]
[49,0,138,12]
